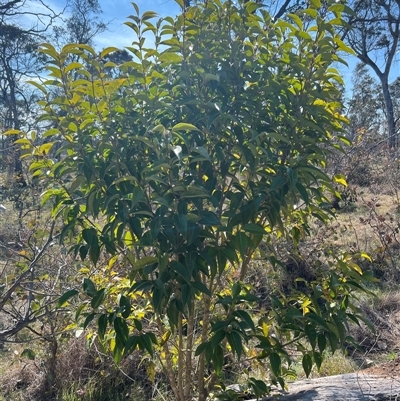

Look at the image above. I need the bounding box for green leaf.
[199,211,220,226]
[83,313,96,329]
[305,325,317,351]
[337,135,351,147]
[114,317,129,345]
[270,353,281,376]
[210,329,226,348]
[233,310,255,333]
[212,344,224,375]
[167,299,180,328]
[296,182,309,204]
[172,123,201,132]
[27,80,47,94]
[124,335,139,354]
[64,62,84,74]
[288,13,303,29]
[317,334,327,353]
[307,313,330,331]
[243,223,266,234]
[227,331,243,360]
[134,318,142,331]
[302,353,313,377]
[313,351,323,371]
[89,240,100,266]
[83,278,97,298]
[232,282,241,298]
[191,281,211,296]
[235,232,248,259]
[56,289,79,308]
[100,47,120,58]
[119,295,132,319]
[69,175,86,193]
[128,256,158,272]
[310,0,321,7]
[91,288,106,309]
[170,261,190,283]
[140,333,154,356]
[181,283,191,307]
[195,342,208,356]
[98,314,108,340]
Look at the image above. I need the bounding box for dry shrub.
[0,335,157,401]
[53,337,97,392]
[280,257,317,295]
[50,336,154,401]
[347,164,373,187]
[0,355,44,400]
[349,291,400,356]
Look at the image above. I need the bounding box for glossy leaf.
[56,289,79,308]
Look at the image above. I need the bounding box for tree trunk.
[4,61,27,187]
[379,75,397,148]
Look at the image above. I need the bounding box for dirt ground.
[362,357,400,378]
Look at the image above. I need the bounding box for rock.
[364,358,375,367]
[251,373,400,401]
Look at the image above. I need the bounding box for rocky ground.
[255,359,400,401]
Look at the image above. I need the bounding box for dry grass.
[0,348,45,401]
[350,290,400,357]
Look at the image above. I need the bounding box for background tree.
[0,0,61,186]
[342,0,400,148]
[52,0,106,48]
[0,25,40,186]
[347,62,383,141]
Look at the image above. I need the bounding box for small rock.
[364,358,374,367]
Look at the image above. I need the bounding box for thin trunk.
[379,76,397,148]
[4,61,26,186]
[177,314,185,401]
[198,293,211,401]
[185,304,195,400]
[156,316,180,400]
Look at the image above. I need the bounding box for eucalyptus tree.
[342,0,400,148]
[347,63,383,140]
[52,0,107,48]
[0,1,61,185]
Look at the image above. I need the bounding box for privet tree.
[13,0,373,399]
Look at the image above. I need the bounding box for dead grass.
[0,348,45,401]
[350,290,400,356]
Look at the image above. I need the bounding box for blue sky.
[95,0,180,48]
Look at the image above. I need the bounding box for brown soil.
[361,357,400,378]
